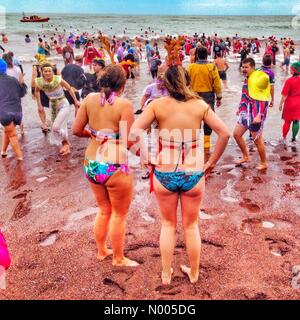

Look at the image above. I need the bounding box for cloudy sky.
[0,0,298,15]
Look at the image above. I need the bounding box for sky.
[0,0,298,15]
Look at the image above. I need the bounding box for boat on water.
[20,15,50,23]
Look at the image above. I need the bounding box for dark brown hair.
[242,57,256,68]
[163,65,199,102]
[99,65,126,98]
[2,53,13,68]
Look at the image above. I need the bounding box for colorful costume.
[281,70,300,141]
[35,75,71,145]
[237,76,269,138]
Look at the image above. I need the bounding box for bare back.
[146,96,210,171]
[82,93,133,164]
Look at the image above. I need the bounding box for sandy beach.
[0,39,300,300]
[0,8,300,300]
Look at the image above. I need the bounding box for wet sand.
[1,55,300,300]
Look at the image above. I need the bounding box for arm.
[280,81,289,111]
[269,85,275,108]
[35,86,44,112]
[212,67,222,106]
[225,61,229,72]
[202,106,230,172]
[120,101,135,150]
[72,98,91,137]
[279,95,287,112]
[140,94,150,110]
[129,102,157,163]
[61,79,80,108]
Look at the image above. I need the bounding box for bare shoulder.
[192,98,210,112]
[118,97,134,109]
[149,96,171,110]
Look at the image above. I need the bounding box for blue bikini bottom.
[154,170,205,193]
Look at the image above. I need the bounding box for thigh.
[3,122,16,134]
[154,175,179,223]
[106,171,134,216]
[180,177,205,226]
[234,123,248,137]
[89,182,112,213]
[53,105,71,129]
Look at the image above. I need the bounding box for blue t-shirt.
[146,44,152,57]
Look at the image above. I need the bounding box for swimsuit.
[84,130,129,185]
[150,138,204,193]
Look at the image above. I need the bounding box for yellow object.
[204,135,211,149]
[188,63,222,95]
[34,54,47,64]
[248,71,271,101]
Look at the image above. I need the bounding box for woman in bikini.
[130,65,230,284]
[35,63,80,155]
[72,65,139,267]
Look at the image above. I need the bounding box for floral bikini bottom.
[84,159,129,185]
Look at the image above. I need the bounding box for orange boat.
[20,15,50,23]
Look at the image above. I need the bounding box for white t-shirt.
[7,67,21,82]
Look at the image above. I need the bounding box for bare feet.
[113,257,139,267]
[256,163,268,171]
[97,249,113,262]
[180,265,199,284]
[161,267,174,285]
[235,156,250,166]
[60,145,71,156]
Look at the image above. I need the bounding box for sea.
[3,13,299,41]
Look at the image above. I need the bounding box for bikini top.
[89,129,121,146]
[158,137,200,172]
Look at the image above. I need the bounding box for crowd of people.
[0,30,300,285]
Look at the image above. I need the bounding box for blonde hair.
[163,65,200,102]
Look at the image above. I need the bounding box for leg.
[180,178,204,284]
[38,107,48,131]
[251,132,268,170]
[89,182,113,261]
[106,171,139,267]
[233,124,249,164]
[282,120,292,140]
[292,121,299,141]
[153,175,179,284]
[19,123,25,136]
[1,129,10,156]
[4,123,23,160]
[51,105,71,152]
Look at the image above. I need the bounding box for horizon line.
[6,12,295,17]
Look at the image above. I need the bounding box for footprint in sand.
[12,195,32,221]
[39,231,59,247]
[239,200,261,213]
[266,238,292,257]
[291,266,300,290]
[220,179,240,204]
[103,278,125,293]
[240,218,262,235]
[283,169,299,177]
[63,207,97,231]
